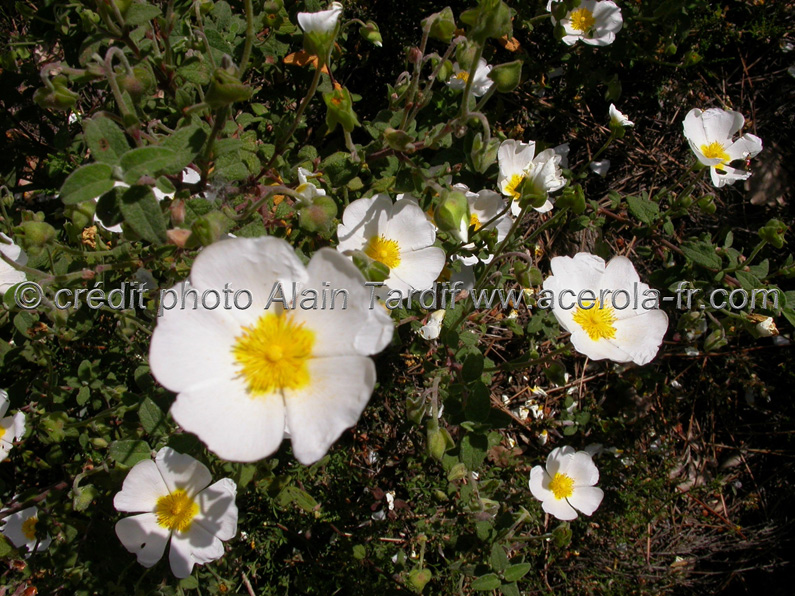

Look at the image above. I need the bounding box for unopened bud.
[191,211,233,246]
[488,60,522,93]
[359,20,382,47]
[33,76,79,112]
[434,189,470,243]
[422,7,456,42]
[15,221,56,254]
[298,196,338,234]
[204,68,252,109]
[323,86,360,133]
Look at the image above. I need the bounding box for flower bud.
[407,568,432,593]
[323,86,360,133]
[204,68,252,109]
[297,2,343,62]
[488,60,522,93]
[359,20,382,47]
[460,0,512,43]
[113,0,133,15]
[33,76,79,112]
[422,7,456,42]
[190,211,233,246]
[758,218,787,249]
[438,59,453,83]
[754,316,778,338]
[64,201,96,230]
[298,196,338,234]
[117,65,155,101]
[468,132,499,174]
[427,426,447,461]
[383,127,415,153]
[14,221,56,255]
[434,189,470,243]
[455,41,479,71]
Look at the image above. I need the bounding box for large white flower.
[682,108,763,188]
[337,194,446,297]
[114,447,237,578]
[549,0,623,47]
[497,140,565,216]
[529,446,604,521]
[1,506,52,553]
[0,389,26,462]
[150,236,394,464]
[542,253,668,365]
[297,2,343,35]
[446,58,494,98]
[0,233,27,295]
[452,183,513,266]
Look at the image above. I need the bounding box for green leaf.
[96,187,124,229]
[120,146,178,184]
[0,534,13,558]
[490,544,509,572]
[681,240,722,270]
[109,439,151,466]
[500,583,521,596]
[460,433,488,471]
[73,483,99,512]
[76,386,90,406]
[178,57,212,85]
[138,397,167,435]
[734,271,762,293]
[471,573,502,591]
[119,185,168,244]
[464,381,491,422]
[60,163,115,205]
[503,563,531,582]
[277,485,320,514]
[124,2,162,26]
[83,116,129,164]
[321,151,359,186]
[179,576,200,590]
[162,124,208,172]
[626,195,660,225]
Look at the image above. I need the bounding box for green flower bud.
[460,0,512,44]
[455,41,479,71]
[422,7,456,43]
[113,0,133,15]
[434,189,470,243]
[438,59,453,82]
[383,127,415,153]
[15,221,56,254]
[427,426,447,461]
[117,65,155,101]
[298,196,338,234]
[488,59,522,93]
[204,68,252,109]
[198,0,215,15]
[759,218,787,249]
[550,1,568,20]
[323,86,360,133]
[468,132,499,174]
[697,195,716,215]
[408,568,432,593]
[33,76,79,112]
[64,201,96,230]
[350,250,390,282]
[190,211,233,246]
[359,20,382,47]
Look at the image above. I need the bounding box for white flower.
[549,0,623,47]
[755,316,778,337]
[447,58,494,98]
[114,447,238,578]
[1,506,51,553]
[498,140,565,216]
[149,236,394,464]
[609,104,634,128]
[336,194,446,297]
[0,389,26,462]
[529,446,604,521]
[682,108,763,188]
[589,159,611,177]
[418,309,445,340]
[542,252,669,365]
[297,2,343,35]
[0,233,27,295]
[295,167,326,204]
[452,184,513,266]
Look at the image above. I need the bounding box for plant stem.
[238,0,254,77]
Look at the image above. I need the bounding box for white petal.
[611,309,668,365]
[115,513,171,568]
[542,496,578,520]
[195,478,238,542]
[545,445,575,477]
[567,451,600,486]
[391,247,446,292]
[700,108,745,143]
[169,523,224,578]
[181,167,201,185]
[0,389,8,417]
[726,134,763,161]
[12,412,25,441]
[114,459,170,513]
[590,160,611,176]
[170,376,286,463]
[284,356,376,465]
[337,195,391,252]
[498,140,536,178]
[384,198,437,251]
[155,447,212,498]
[529,466,554,502]
[709,164,750,187]
[568,486,604,516]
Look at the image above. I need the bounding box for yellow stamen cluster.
[21,516,38,541]
[549,472,575,500]
[700,141,731,171]
[570,8,596,32]
[504,173,526,201]
[155,489,199,533]
[233,313,315,395]
[364,235,402,269]
[470,213,482,231]
[572,300,617,341]
[454,71,469,83]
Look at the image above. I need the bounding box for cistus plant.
[0,0,793,594]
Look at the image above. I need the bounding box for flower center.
[572,300,617,341]
[21,516,38,541]
[454,70,469,83]
[364,235,401,269]
[549,473,575,500]
[233,312,315,396]
[570,8,596,32]
[505,173,525,201]
[0,426,5,441]
[155,489,199,533]
[470,213,482,231]
[700,141,730,171]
